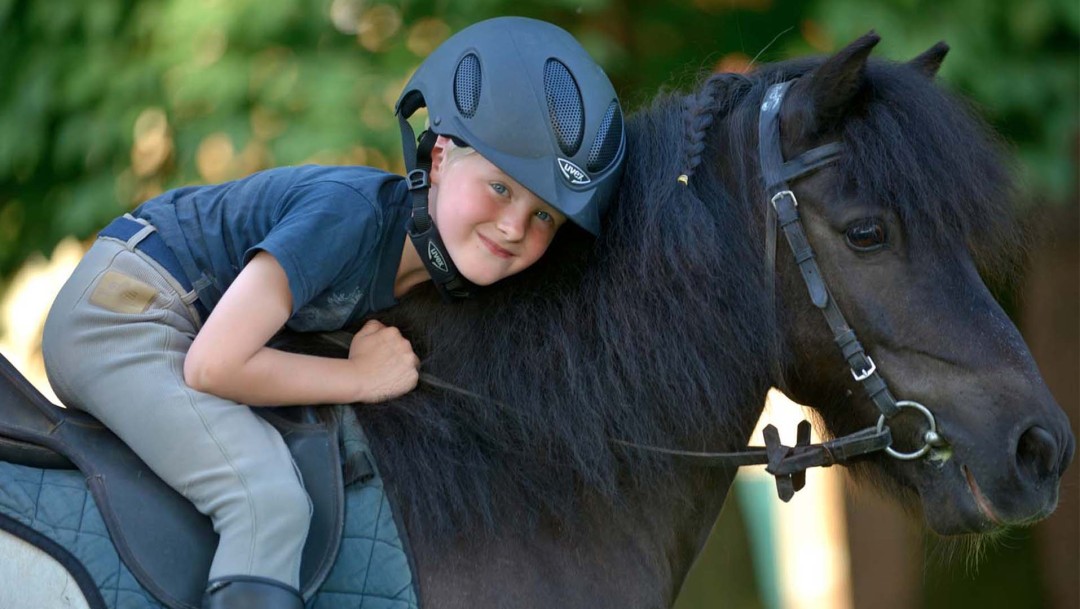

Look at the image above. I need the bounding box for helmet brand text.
[428,241,449,273]
[558,158,591,185]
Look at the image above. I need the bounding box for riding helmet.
[395,16,626,235]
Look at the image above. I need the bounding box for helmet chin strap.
[399,123,475,301]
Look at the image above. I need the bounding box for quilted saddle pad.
[0,459,419,609]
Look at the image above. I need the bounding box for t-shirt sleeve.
[245,181,381,315]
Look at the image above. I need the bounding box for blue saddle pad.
[0,460,419,609]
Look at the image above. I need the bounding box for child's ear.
[429,135,451,184]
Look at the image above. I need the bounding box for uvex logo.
[558,158,591,185]
[427,241,449,273]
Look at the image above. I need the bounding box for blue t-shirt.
[133,165,410,332]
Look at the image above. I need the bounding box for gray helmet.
[395,17,625,235]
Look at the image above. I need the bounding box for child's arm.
[183,251,419,406]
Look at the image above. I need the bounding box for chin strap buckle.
[406,169,430,191]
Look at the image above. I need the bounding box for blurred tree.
[1,0,1075,284]
[0,0,512,282]
[809,0,1079,205]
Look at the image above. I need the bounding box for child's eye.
[535,209,553,224]
[490,182,509,196]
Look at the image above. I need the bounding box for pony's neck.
[580,87,781,595]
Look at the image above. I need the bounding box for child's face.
[429,143,567,286]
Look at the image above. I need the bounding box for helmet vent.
[454,54,482,119]
[543,59,584,156]
[587,101,623,172]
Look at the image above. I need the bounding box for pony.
[346,32,1073,606]
[0,32,1073,608]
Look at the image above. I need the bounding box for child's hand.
[349,320,421,403]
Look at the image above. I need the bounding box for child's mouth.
[478,234,514,258]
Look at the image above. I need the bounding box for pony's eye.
[845,219,887,251]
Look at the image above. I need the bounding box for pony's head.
[737,33,1075,534]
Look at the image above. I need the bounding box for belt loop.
[120,214,158,249]
[126,224,156,249]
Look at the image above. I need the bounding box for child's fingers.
[355,319,385,338]
[347,321,420,403]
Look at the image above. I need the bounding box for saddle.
[0,353,366,609]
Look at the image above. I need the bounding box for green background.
[1,0,1075,284]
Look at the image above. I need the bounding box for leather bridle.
[624,80,946,501]
[357,80,949,503]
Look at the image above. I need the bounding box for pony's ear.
[908,41,949,78]
[792,31,880,134]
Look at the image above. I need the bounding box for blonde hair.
[441,137,476,166]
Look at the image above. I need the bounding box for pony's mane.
[306,54,1022,544]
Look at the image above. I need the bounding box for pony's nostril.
[1016,426,1060,483]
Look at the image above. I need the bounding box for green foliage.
[812,0,1079,205]
[0,0,1075,283]
[0,0,497,277]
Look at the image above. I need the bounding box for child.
[41,16,625,609]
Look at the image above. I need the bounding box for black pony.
[288,33,1073,607]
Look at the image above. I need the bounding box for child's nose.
[497,206,529,241]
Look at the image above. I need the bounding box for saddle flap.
[0,352,345,609]
[70,411,345,609]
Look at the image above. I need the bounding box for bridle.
[617,80,947,501]
[342,80,949,503]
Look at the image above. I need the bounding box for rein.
[324,80,947,503]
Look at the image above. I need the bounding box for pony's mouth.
[962,464,1001,527]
